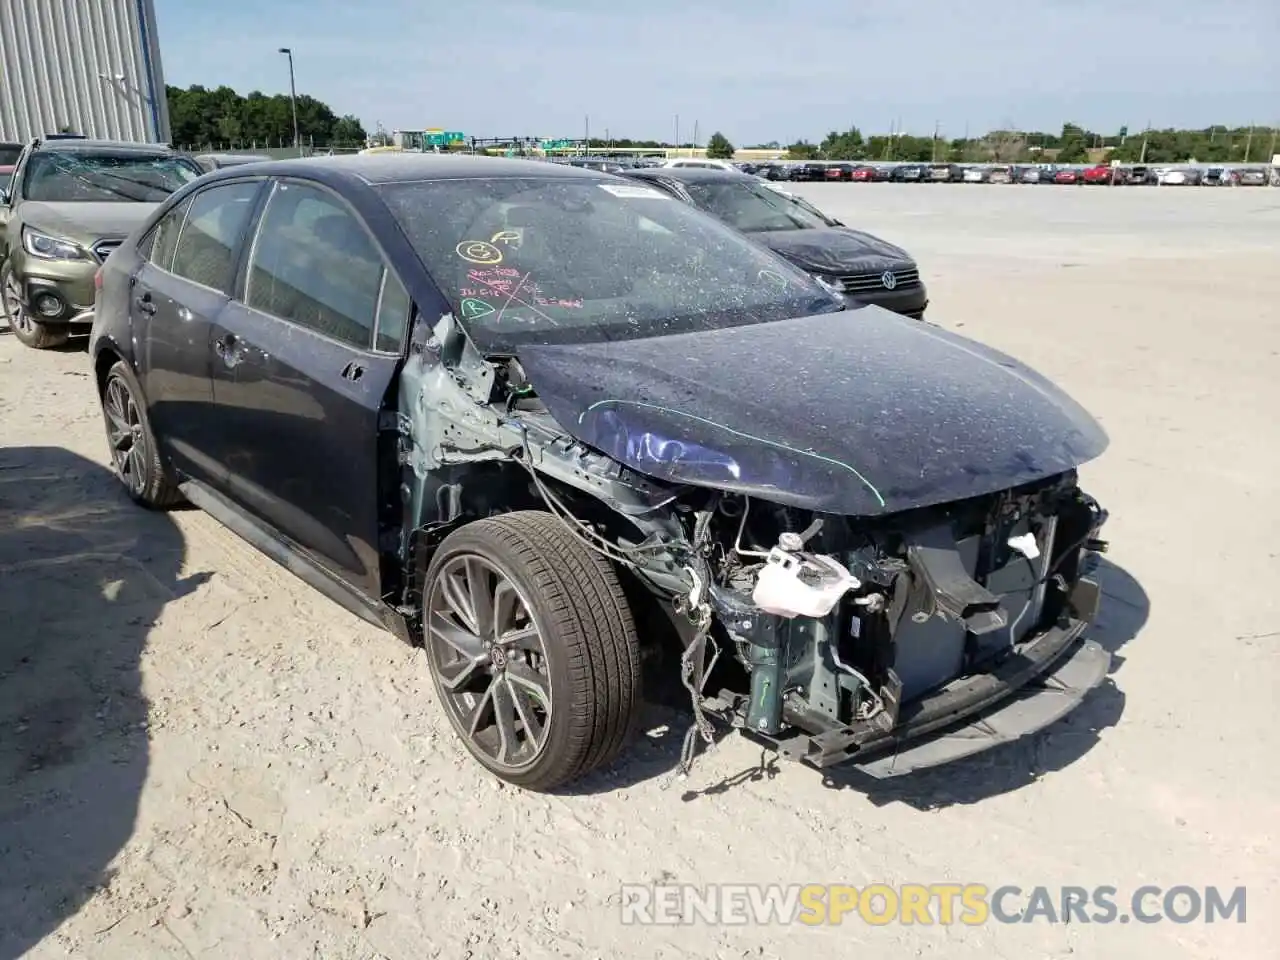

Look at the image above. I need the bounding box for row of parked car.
[545,154,1276,188]
[0,137,933,352]
[736,159,1275,187]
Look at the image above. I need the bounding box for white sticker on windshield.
[597,183,670,199]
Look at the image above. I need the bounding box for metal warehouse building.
[0,0,170,143]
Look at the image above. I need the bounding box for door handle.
[135,293,156,315]
[340,361,364,383]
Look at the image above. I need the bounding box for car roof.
[33,138,182,154]
[623,166,753,184]
[196,153,612,185]
[197,152,270,161]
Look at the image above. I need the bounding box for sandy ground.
[1,183,1278,959]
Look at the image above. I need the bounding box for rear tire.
[101,360,182,509]
[2,263,68,349]
[422,511,641,791]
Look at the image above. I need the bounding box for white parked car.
[662,158,738,172]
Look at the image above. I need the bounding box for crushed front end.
[395,309,1112,779]
[681,479,1111,775]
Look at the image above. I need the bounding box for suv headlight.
[22,227,88,261]
[812,274,846,294]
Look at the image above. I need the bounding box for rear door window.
[146,197,193,271]
[169,181,261,292]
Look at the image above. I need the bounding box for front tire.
[2,263,68,349]
[100,360,182,508]
[422,511,641,791]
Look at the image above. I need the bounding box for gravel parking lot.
[2,184,1277,960]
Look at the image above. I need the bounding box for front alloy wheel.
[422,512,641,791]
[427,554,553,771]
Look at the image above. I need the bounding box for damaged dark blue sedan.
[89,155,1111,791]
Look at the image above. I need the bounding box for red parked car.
[849,165,876,181]
[1054,168,1082,185]
[1082,164,1126,185]
[0,140,22,194]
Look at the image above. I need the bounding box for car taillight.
[94,267,104,291]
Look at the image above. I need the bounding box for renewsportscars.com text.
[619,883,1247,926]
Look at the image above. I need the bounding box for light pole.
[278,47,300,155]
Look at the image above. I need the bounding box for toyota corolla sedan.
[90,155,1111,791]
[621,166,928,318]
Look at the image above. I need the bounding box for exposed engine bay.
[395,311,1111,775]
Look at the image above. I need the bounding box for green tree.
[820,126,865,160]
[331,115,368,146]
[1053,122,1086,162]
[215,114,241,143]
[787,140,819,159]
[164,83,364,149]
[1056,139,1089,163]
[705,131,735,159]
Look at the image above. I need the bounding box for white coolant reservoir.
[751,547,861,619]
[1007,531,1040,560]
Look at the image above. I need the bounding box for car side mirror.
[0,187,9,205]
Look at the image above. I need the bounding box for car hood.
[751,227,912,274]
[19,201,160,243]
[516,307,1108,516]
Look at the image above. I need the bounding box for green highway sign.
[426,131,466,146]
[540,139,575,149]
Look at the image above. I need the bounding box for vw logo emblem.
[881,271,897,290]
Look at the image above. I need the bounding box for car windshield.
[22,151,201,202]
[682,179,833,234]
[378,176,840,351]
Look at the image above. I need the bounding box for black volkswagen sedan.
[89,155,1110,792]
[621,166,928,318]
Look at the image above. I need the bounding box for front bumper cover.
[724,579,1109,776]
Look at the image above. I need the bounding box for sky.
[155,0,1279,144]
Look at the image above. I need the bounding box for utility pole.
[278,47,300,156]
[1139,122,1150,164]
[1244,124,1254,163]
[932,120,939,162]
[585,115,590,155]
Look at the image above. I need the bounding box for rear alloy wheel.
[2,264,68,349]
[101,361,181,508]
[423,511,641,791]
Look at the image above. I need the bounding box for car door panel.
[135,262,226,483]
[205,178,405,600]
[134,179,264,488]
[210,302,398,598]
